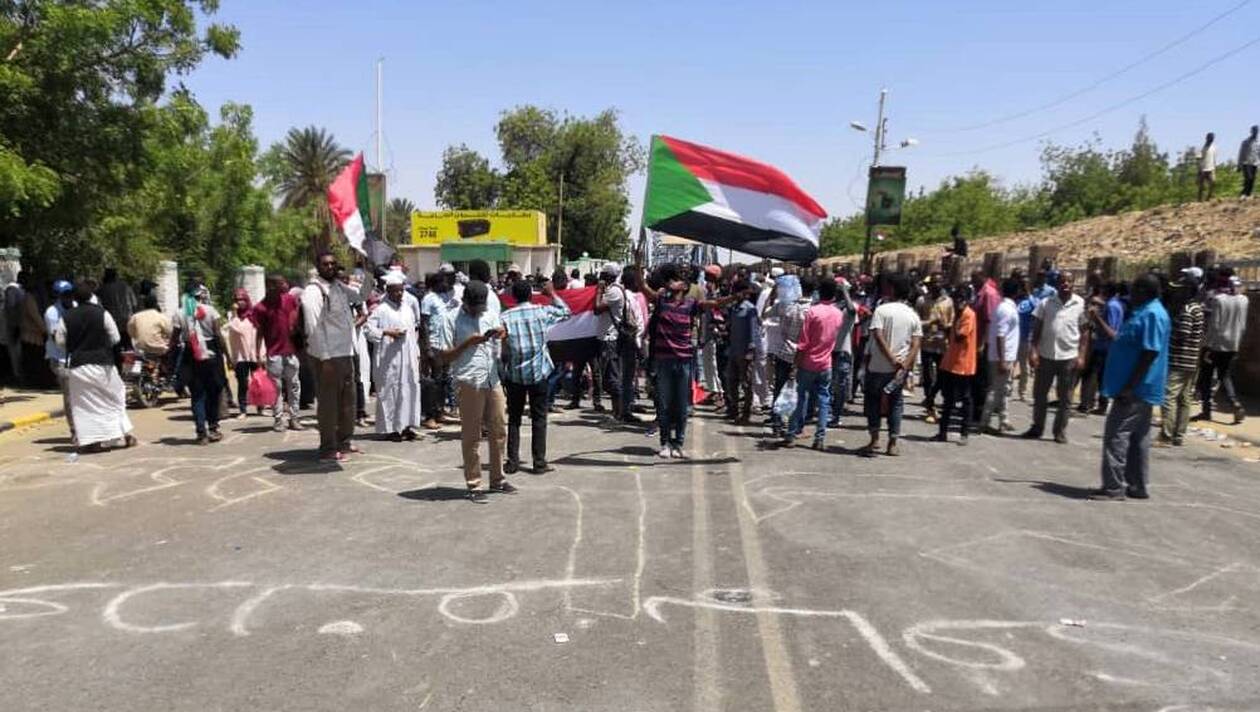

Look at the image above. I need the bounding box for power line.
[937,0,1252,133]
[927,33,1260,159]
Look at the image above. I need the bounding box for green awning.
[440,242,512,262]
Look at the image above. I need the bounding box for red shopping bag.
[691,381,708,406]
[247,366,277,407]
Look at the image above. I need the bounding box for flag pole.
[375,57,385,242]
[638,135,657,269]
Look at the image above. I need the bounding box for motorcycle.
[121,350,171,409]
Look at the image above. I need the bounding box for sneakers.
[272,421,285,433]
[467,490,489,504]
[999,422,1016,433]
[236,412,247,421]
[504,461,520,475]
[658,447,673,459]
[810,438,825,451]
[1125,488,1150,500]
[196,434,211,446]
[288,420,305,431]
[208,428,223,443]
[669,446,686,460]
[1234,408,1246,425]
[1054,433,1069,445]
[490,481,519,495]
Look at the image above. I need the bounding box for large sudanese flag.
[644,135,827,263]
[327,153,372,256]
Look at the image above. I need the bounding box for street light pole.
[861,88,888,274]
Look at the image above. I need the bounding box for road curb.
[0,409,63,434]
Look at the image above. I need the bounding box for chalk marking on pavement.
[437,590,519,625]
[727,451,804,711]
[91,457,249,506]
[645,596,931,694]
[690,424,722,712]
[229,585,292,636]
[555,485,583,613]
[347,463,436,494]
[1148,562,1245,604]
[206,466,282,510]
[103,582,254,633]
[0,583,122,620]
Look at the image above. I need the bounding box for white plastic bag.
[774,378,798,419]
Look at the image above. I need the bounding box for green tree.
[0,0,240,276]
[264,126,350,253]
[434,145,500,209]
[386,197,415,243]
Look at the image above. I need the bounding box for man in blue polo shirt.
[1092,274,1170,501]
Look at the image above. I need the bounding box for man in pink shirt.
[785,279,843,450]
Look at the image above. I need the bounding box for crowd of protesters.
[0,248,1251,503]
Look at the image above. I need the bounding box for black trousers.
[1243,164,1257,197]
[939,371,974,437]
[506,380,549,467]
[921,350,943,407]
[969,348,988,422]
[1198,350,1239,416]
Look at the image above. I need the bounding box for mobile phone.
[483,327,501,338]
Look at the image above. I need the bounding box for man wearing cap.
[365,272,424,442]
[44,280,77,438]
[593,262,633,421]
[1197,269,1249,424]
[1158,268,1206,446]
[440,280,514,503]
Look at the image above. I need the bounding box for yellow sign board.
[409,210,547,247]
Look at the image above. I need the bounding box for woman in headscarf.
[226,288,264,419]
[365,271,423,441]
[174,286,226,444]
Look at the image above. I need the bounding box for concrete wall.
[236,265,265,304]
[156,260,179,315]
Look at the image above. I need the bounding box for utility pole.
[861,88,888,274]
[557,171,565,254]
[376,57,385,240]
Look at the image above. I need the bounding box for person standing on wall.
[1198,132,1218,201]
[302,252,360,463]
[1240,125,1259,199]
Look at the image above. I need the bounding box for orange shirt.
[940,305,977,376]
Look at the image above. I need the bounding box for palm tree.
[386,197,416,243]
[274,126,350,252]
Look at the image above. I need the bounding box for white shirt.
[1033,292,1086,360]
[987,298,1019,362]
[301,277,356,360]
[867,301,922,374]
[1201,144,1218,172]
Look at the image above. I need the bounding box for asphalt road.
[2,392,1259,711]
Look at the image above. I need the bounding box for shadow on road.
[398,486,469,502]
[993,477,1096,500]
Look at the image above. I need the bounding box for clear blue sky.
[186,0,1259,230]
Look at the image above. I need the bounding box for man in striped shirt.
[1158,268,1206,447]
[501,279,571,474]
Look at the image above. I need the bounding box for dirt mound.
[844,198,1260,268]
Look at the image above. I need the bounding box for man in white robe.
[55,281,136,453]
[366,273,423,441]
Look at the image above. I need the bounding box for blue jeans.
[655,358,692,448]
[829,352,852,424]
[864,370,904,438]
[789,367,831,441]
